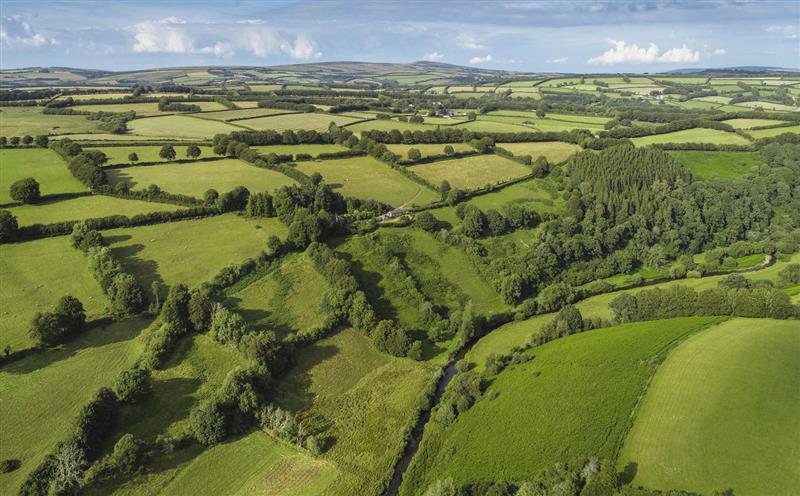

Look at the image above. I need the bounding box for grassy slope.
[252,143,348,157]
[0,148,86,203]
[496,141,582,163]
[128,115,242,139]
[748,125,800,139]
[8,195,183,226]
[237,113,359,132]
[410,154,531,190]
[385,143,473,158]
[295,156,439,207]
[0,107,100,136]
[401,317,723,494]
[107,214,287,290]
[668,150,762,179]
[619,318,800,496]
[0,318,150,494]
[0,236,108,351]
[632,128,751,146]
[106,159,297,197]
[87,146,213,165]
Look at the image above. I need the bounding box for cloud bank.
[1,16,57,48]
[588,40,700,65]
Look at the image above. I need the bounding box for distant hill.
[666,66,800,75]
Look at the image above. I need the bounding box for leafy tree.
[10,177,40,204]
[414,211,439,232]
[188,290,214,332]
[108,273,147,318]
[610,293,639,323]
[158,145,176,161]
[443,145,455,155]
[21,135,33,145]
[186,145,202,159]
[407,148,422,161]
[108,434,145,476]
[424,478,458,496]
[29,312,64,347]
[209,306,249,347]
[190,401,228,445]
[127,152,139,163]
[160,283,190,330]
[34,135,49,147]
[0,210,19,243]
[113,368,151,403]
[287,208,324,248]
[204,188,219,205]
[778,263,800,286]
[461,206,487,238]
[485,209,508,236]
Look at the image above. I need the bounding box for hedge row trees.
[87,247,147,318]
[29,296,87,346]
[158,145,176,161]
[10,177,41,204]
[0,210,19,242]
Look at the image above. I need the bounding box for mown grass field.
[7,195,183,226]
[276,328,436,495]
[632,128,751,146]
[295,156,439,207]
[226,252,331,339]
[0,317,149,494]
[87,145,213,165]
[128,115,243,139]
[252,143,348,157]
[385,143,473,158]
[0,148,87,203]
[72,103,168,117]
[721,118,788,129]
[0,107,101,136]
[0,235,108,352]
[106,214,286,291]
[748,124,800,139]
[496,141,582,163]
[238,113,360,131]
[410,154,531,190]
[193,108,293,121]
[400,317,724,494]
[668,150,762,179]
[344,119,432,133]
[619,318,800,496]
[106,159,297,197]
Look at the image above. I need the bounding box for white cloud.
[588,39,700,65]
[423,51,444,61]
[712,48,727,56]
[282,35,322,60]
[766,25,798,39]
[457,34,487,50]
[469,54,492,64]
[548,57,568,64]
[131,17,195,54]
[0,16,58,48]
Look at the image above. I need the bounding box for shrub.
[188,290,214,332]
[190,401,228,446]
[28,295,87,346]
[0,459,20,473]
[0,210,19,243]
[9,177,41,204]
[108,273,147,318]
[107,434,145,476]
[414,211,440,232]
[209,306,250,347]
[113,368,151,403]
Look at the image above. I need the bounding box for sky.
[1,0,798,73]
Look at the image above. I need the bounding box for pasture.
[252,143,348,157]
[0,235,108,352]
[86,145,213,165]
[496,141,581,163]
[619,318,800,496]
[748,124,800,139]
[192,108,293,121]
[668,150,762,179]
[400,317,723,494]
[106,158,297,197]
[7,195,183,226]
[721,118,788,129]
[345,119,432,133]
[385,143,473,158]
[0,107,101,136]
[128,115,243,139]
[237,113,360,131]
[0,148,86,203]
[0,318,149,494]
[70,103,167,117]
[410,154,531,190]
[295,156,439,207]
[106,214,286,290]
[631,128,751,146]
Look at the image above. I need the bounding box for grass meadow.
[7,195,184,226]
[0,235,108,352]
[385,143,473,158]
[748,125,800,139]
[106,159,297,197]
[128,115,243,139]
[252,143,348,157]
[0,148,87,203]
[668,150,762,179]
[496,141,582,163]
[87,145,213,165]
[295,156,439,207]
[410,154,531,190]
[631,128,751,146]
[106,214,286,291]
[193,108,294,121]
[0,107,101,136]
[400,317,723,494]
[237,113,361,131]
[619,318,800,496]
[721,118,788,129]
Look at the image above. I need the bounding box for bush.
[113,368,151,403]
[0,459,20,473]
[209,306,250,347]
[0,210,19,243]
[28,295,87,346]
[414,211,440,232]
[108,434,145,476]
[10,177,40,204]
[190,401,228,446]
[108,273,147,318]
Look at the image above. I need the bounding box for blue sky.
[1,0,798,72]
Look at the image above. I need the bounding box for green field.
[385,143,473,158]
[7,195,183,226]
[452,120,532,133]
[106,159,297,197]
[238,113,360,131]
[192,108,291,121]
[344,119,432,133]
[295,156,439,207]
[128,115,243,139]
[72,103,168,117]
[668,150,762,179]
[0,148,87,203]
[107,214,286,290]
[410,154,531,190]
[276,328,436,494]
[619,318,800,496]
[226,252,331,339]
[749,124,800,139]
[631,128,751,146]
[87,145,213,165]
[0,107,101,136]
[0,235,109,351]
[735,101,800,112]
[721,118,788,129]
[252,143,348,157]
[496,141,582,163]
[401,317,723,494]
[0,317,149,494]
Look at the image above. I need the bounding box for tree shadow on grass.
[105,169,137,191]
[2,317,150,375]
[109,242,165,296]
[618,462,638,485]
[273,340,341,413]
[335,251,398,323]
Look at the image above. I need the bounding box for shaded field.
[295,156,439,207]
[0,107,100,136]
[410,154,531,190]
[0,317,149,494]
[238,113,360,131]
[496,141,582,163]
[87,145,213,165]
[631,128,751,146]
[400,317,723,494]
[619,318,800,496]
[107,214,286,290]
[0,148,86,203]
[7,195,183,226]
[668,150,762,179]
[0,236,108,351]
[128,115,243,139]
[106,158,297,197]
